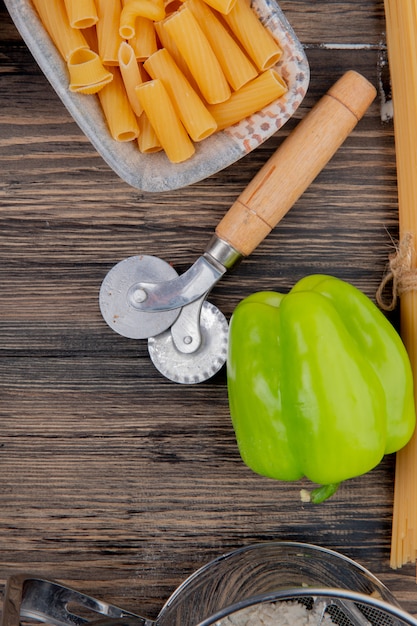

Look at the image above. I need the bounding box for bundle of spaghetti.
[384,0,417,571]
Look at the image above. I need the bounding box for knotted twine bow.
[376,233,417,311]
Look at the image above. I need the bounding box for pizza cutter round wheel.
[148,301,228,384]
[99,255,180,340]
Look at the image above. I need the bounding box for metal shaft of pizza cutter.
[155,238,242,354]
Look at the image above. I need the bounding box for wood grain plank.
[2,0,416,622]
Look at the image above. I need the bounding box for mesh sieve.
[198,589,417,626]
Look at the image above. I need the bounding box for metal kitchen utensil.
[147,301,229,384]
[2,542,416,626]
[99,255,181,340]
[100,71,377,384]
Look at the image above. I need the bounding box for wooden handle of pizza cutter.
[215,70,377,257]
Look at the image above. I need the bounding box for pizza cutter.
[100,70,377,384]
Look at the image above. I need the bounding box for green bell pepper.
[227,274,415,503]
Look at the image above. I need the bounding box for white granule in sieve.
[215,600,336,626]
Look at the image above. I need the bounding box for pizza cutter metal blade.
[99,248,232,383]
[99,71,377,384]
[148,300,229,384]
[99,254,181,339]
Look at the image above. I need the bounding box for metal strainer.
[1,543,416,626]
[199,588,417,626]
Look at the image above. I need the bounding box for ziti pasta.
[32,0,88,60]
[68,48,113,93]
[98,66,139,141]
[144,48,217,142]
[63,0,98,29]
[208,69,287,130]
[118,41,144,116]
[129,16,158,60]
[222,0,283,71]
[136,79,195,162]
[95,0,123,65]
[201,0,236,15]
[137,112,162,153]
[161,6,231,104]
[29,0,288,163]
[119,0,166,39]
[185,0,258,91]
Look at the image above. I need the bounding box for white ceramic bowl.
[5,0,310,192]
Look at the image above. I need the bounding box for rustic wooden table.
[1,0,417,622]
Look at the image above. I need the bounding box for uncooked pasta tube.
[201,0,236,14]
[208,69,287,130]
[68,48,113,93]
[95,0,123,65]
[135,79,195,162]
[128,17,158,60]
[185,0,257,90]
[137,113,162,153]
[98,67,140,141]
[31,0,88,60]
[119,0,165,38]
[153,20,196,86]
[63,0,98,29]
[161,6,231,104]
[144,48,217,141]
[118,42,144,116]
[222,0,282,71]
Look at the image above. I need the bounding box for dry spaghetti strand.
[384,0,417,571]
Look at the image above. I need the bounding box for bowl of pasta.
[4,0,309,192]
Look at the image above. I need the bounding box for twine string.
[376,233,417,311]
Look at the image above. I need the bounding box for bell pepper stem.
[300,483,340,504]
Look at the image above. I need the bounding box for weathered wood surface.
[1,0,417,621]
